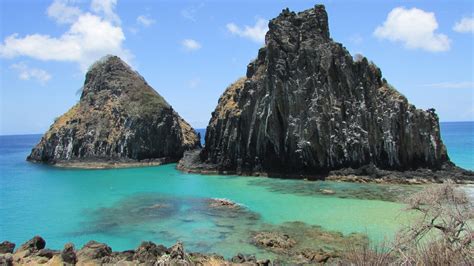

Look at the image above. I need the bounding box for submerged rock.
[294,248,334,264]
[252,232,296,251]
[320,189,336,195]
[249,221,368,264]
[207,198,240,209]
[27,55,200,168]
[231,253,257,263]
[180,5,473,182]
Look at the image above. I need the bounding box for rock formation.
[0,236,272,265]
[27,55,200,168]
[180,5,473,181]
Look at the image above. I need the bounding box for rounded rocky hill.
[179,5,472,181]
[28,56,200,168]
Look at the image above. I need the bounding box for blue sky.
[0,0,473,135]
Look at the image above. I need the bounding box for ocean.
[0,122,472,259]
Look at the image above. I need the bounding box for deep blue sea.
[439,122,474,170]
[0,122,472,258]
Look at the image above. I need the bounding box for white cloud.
[136,15,155,27]
[453,16,474,33]
[90,0,120,25]
[10,62,52,85]
[374,7,451,52]
[422,81,474,89]
[0,0,131,72]
[226,18,268,44]
[47,0,82,24]
[182,39,201,51]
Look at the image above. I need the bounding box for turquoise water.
[0,122,472,259]
[440,122,474,170]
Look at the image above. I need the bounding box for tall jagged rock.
[28,56,200,168]
[182,5,463,178]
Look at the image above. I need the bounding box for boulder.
[169,241,185,260]
[76,240,112,262]
[0,241,15,254]
[0,253,13,266]
[16,236,45,253]
[61,242,77,264]
[231,253,257,263]
[133,241,168,263]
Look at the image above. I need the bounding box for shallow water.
[0,122,472,259]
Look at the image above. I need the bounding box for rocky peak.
[80,56,165,106]
[266,5,330,52]
[28,55,200,168]
[177,5,474,181]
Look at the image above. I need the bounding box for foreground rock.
[179,5,473,183]
[27,55,200,168]
[0,236,272,265]
[0,242,15,254]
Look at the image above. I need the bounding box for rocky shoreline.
[0,236,267,266]
[0,233,351,266]
[31,157,174,170]
[178,149,474,185]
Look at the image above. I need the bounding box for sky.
[0,0,473,135]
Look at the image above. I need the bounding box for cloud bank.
[0,0,132,72]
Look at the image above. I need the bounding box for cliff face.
[200,5,451,175]
[28,56,200,167]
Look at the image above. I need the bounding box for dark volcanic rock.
[76,240,112,261]
[27,55,200,168]
[17,236,46,253]
[4,236,277,265]
[231,253,257,263]
[133,241,167,262]
[36,248,58,259]
[61,243,77,264]
[0,241,15,254]
[169,241,185,259]
[186,5,472,180]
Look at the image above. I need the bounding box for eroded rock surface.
[180,5,473,182]
[252,232,296,251]
[0,236,274,265]
[28,55,200,168]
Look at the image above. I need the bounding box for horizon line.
[0,120,472,137]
